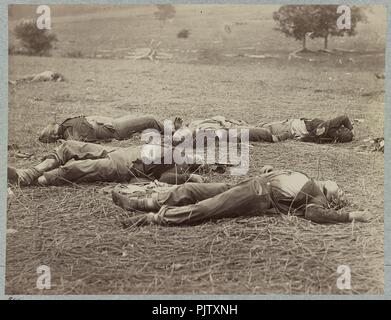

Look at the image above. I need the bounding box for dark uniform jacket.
[58,116,116,142]
[301,115,353,143]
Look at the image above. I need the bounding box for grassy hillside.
[9,5,387,60]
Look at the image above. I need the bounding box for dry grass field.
[6,5,385,295]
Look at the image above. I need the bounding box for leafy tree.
[14,19,57,56]
[273,6,314,50]
[273,5,367,50]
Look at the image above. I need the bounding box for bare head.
[335,127,353,143]
[39,123,60,143]
[320,180,348,208]
[52,72,63,81]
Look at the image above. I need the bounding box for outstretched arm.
[304,204,371,223]
[304,204,350,223]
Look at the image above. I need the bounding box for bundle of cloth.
[356,137,384,153]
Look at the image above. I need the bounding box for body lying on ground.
[173,116,278,143]
[112,165,370,226]
[10,71,65,84]
[259,115,354,143]
[39,115,164,143]
[8,140,204,187]
[174,115,354,144]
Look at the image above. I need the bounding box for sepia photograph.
[6,4,385,295]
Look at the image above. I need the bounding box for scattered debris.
[223,53,238,58]
[8,148,33,159]
[8,187,15,198]
[8,144,34,158]
[317,49,333,55]
[238,47,255,50]
[234,21,247,26]
[356,137,384,153]
[287,48,319,62]
[15,152,33,159]
[288,49,304,60]
[360,90,385,97]
[8,143,19,150]
[126,40,173,61]
[333,48,357,53]
[223,53,276,59]
[171,263,184,271]
[375,73,385,79]
[100,180,173,195]
[244,54,267,59]
[224,25,232,34]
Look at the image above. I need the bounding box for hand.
[315,126,326,136]
[189,174,204,183]
[348,210,372,222]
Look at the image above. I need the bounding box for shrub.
[177,29,190,39]
[14,19,57,56]
[8,35,25,55]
